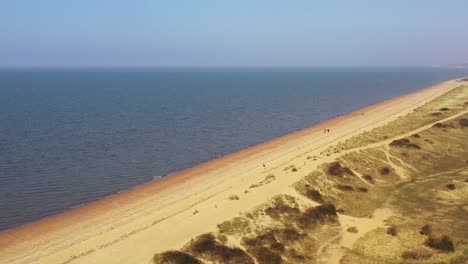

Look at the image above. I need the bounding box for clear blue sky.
[1,0,467,67]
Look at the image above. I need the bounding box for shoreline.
[0,78,463,263]
[0,85,418,234]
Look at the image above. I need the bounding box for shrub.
[337,184,354,191]
[411,133,421,138]
[288,248,306,260]
[327,162,343,176]
[291,167,298,172]
[430,112,442,116]
[420,224,432,236]
[186,233,254,263]
[446,184,456,190]
[296,203,338,229]
[433,123,448,128]
[380,166,391,175]
[264,200,301,220]
[248,246,282,264]
[153,250,202,264]
[270,242,285,252]
[275,228,303,242]
[228,195,240,200]
[424,235,455,252]
[362,175,374,184]
[401,250,432,260]
[389,138,421,149]
[242,229,288,263]
[347,226,358,233]
[305,189,324,203]
[342,167,355,175]
[217,234,228,244]
[326,162,355,177]
[358,187,368,192]
[439,107,449,111]
[387,226,398,236]
[390,138,410,146]
[459,118,468,127]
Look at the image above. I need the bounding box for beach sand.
[0,79,462,264]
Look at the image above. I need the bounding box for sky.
[1,1,467,67]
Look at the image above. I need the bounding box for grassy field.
[334,84,467,151]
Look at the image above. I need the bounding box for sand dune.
[0,79,463,264]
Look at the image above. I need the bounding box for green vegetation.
[294,158,392,217]
[153,251,202,264]
[304,188,325,203]
[217,217,251,235]
[342,226,467,264]
[424,235,455,252]
[295,204,338,230]
[185,233,254,264]
[386,226,398,236]
[336,84,467,150]
[249,174,276,188]
[228,194,240,200]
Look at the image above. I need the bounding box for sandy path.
[0,79,462,264]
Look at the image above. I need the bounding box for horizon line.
[0,64,462,70]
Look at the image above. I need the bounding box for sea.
[1,67,467,231]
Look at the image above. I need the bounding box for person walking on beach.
[327,129,330,133]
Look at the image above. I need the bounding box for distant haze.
[1,1,468,67]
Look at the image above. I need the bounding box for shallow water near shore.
[0,67,467,231]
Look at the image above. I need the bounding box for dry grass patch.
[342,225,468,264]
[295,163,392,217]
[401,249,432,260]
[339,150,401,181]
[336,84,468,150]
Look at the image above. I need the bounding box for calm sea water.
[1,68,467,231]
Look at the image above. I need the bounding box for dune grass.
[335,84,467,151]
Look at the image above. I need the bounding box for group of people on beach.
[323,128,331,133]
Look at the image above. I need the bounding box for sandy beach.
[0,79,463,264]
